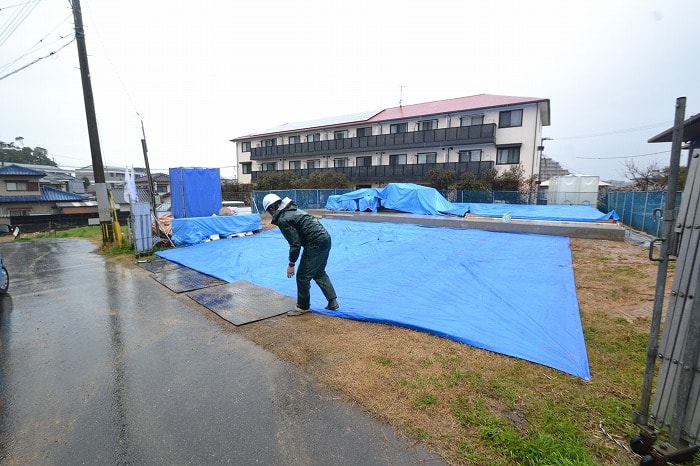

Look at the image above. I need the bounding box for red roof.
[371,94,549,121]
[233,94,549,139]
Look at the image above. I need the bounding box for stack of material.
[153,215,173,244]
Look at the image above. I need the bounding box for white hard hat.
[262,193,282,212]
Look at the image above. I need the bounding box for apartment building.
[231,94,550,188]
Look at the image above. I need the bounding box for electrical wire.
[576,150,670,160]
[0,0,43,47]
[552,122,673,141]
[0,12,73,74]
[0,37,74,80]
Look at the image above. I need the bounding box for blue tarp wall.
[170,167,222,219]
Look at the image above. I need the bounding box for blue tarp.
[157,219,590,380]
[169,167,222,218]
[326,188,382,212]
[379,183,454,215]
[444,203,620,221]
[171,214,262,246]
[325,182,618,222]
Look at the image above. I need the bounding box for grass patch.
[23,225,103,241]
[375,355,393,366]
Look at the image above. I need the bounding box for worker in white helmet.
[262,193,339,316]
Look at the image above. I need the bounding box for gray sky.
[1,0,698,181]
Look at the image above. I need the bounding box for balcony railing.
[249,124,496,160]
[250,161,494,184]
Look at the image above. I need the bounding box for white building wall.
[234,101,546,185]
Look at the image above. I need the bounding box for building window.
[6,181,28,191]
[261,162,277,171]
[241,162,252,174]
[334,130,348,139]
[9,208,31,216]
[356,156,372,167]
[496,146,521,164]
[460,115,484,126]
[390,123,408,134]
[417,152,437,164]
[499,109,523,128]
[306,160,316,169]
[307,133,320,142]
[356,127,372,137]
[333,158,348,168]
[262,138,276,147]
[459,150,482,162]
[289,160,301,169]
[389,154,407,165]
[288,135,301,144]
[241,141,251,152]
[418,120,438,131]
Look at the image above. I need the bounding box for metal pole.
[71,0,111,244]
[635,97,686,426]
[140,121,158,213]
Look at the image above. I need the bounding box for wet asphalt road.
[0,238,442,465]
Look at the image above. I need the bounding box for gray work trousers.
[296,236,336,310]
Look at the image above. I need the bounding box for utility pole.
[71,0,112,244]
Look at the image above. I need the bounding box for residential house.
[231,94,551,188]
[75,165,148,191]
[15,163,86,194]
[135,172,170,197]
[0,164,88,216]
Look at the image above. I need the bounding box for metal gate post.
[631,98,700,465]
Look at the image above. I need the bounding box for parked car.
[0,252,8,294]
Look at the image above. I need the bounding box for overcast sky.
[1,0,698,181]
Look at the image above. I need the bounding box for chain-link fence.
[251,189,353,213]
[606,190,683,238]
[251,189,681,238]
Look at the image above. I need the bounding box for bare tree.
[623,160,667,191]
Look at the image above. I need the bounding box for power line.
[82,1,141,121]
[0,37,74,80]
[576,150,670,160]
[551,122,672,141]
[0,0,42,48]
[0,12,73,74]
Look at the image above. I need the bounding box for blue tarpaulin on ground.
[444,203,620,221]
[157,219,590,379]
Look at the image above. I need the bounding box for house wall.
[234,101,544,185]
[0,202,55,216]
[0,180,41,196]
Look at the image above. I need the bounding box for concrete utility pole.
[71,0,112,244]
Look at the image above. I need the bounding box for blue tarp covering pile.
[326,188,381,212]
[171,214,262,247]
[157,219,591,379]
[326,183,619,221]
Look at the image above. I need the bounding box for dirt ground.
[229,216,668,464]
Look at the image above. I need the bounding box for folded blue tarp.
[171,214,262,246]
[444,203,620,221]
[157,219,590,379]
